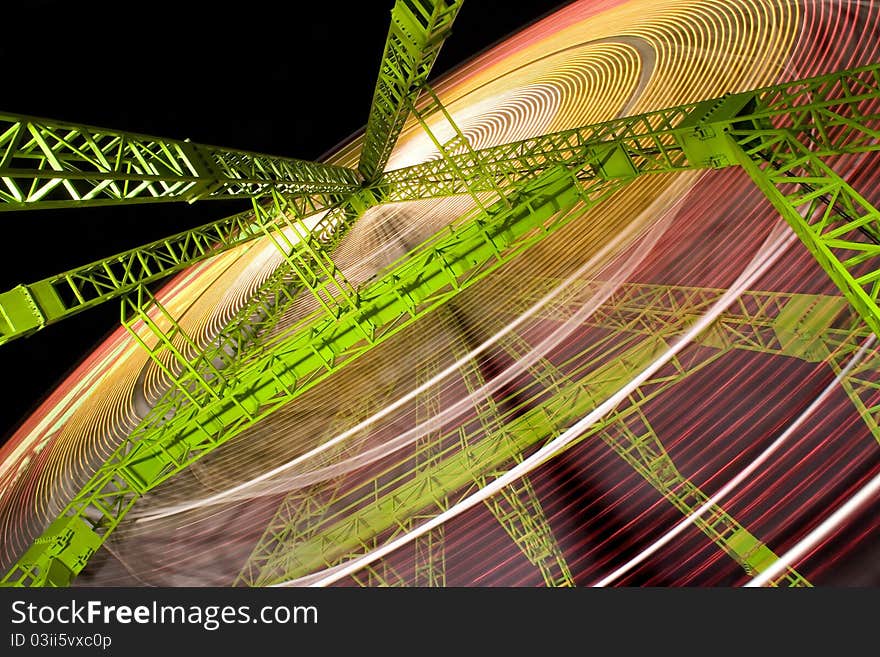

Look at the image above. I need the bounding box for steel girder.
[3,60,880,586]
[0,112,360,210]
[230,320,807,585]
[233,281,848,587]
[2,62,877,351]
[1,166,622,586]
[510,278,880,447]
[377,62,880,203]
[497,331,809,586]
[449,335,575,587]
[357,0,463,181]
[0,193,344,346]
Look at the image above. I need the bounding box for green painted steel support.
[1,165,623,586]
[157,189,382,390]
[731,130,880,339]
[229,324,767,583]
[358,0,464,181]
[827,341,880,445]
[505,279,859,356]
[377,62,880,203]
[400,88,573,586]
[505,277,880,453]
[226,308,744,583]
[4,59,880,586]
[349,561,411,587]
[499,331,809,585]
[450,335,574,587]
[234,384,398,586]
[122,285,230,408]
[2,62,877,350]
[0,112,360,210]
[409,84,511,214]
[0,193,342,347]
[412,356,447,587]
[605,406,809,585]
[254,191,364,327]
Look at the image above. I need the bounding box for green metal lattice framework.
[0,113,360,209]
[1,0,879,586]
[358,0,463,181]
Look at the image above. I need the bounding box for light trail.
[592,333,876,586]
[135,177,692,521]
[745,435,880,586]
[4,0,880,586]
[277,217,797,587]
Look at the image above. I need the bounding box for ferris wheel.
[1,0,880,587]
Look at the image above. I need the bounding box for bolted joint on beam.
[0,281,67,344]
[0,285,45,339]
[348,186,384,216]
[673,92,765,168]
[1,515,101,587]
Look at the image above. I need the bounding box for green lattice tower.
[0,0,879,586]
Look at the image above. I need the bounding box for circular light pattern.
[1,0,880,586]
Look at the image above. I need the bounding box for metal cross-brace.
[253,191,367,329]
[731,129,880,339]
[121,285,230,407]
[450,337,574,587]
[827,338,880,444]
[234,383,398,587]
[412,356,447,587]
[408,84,512,213]
[6,59,880,586]
[0,112,360,210]
[225,325,728,581]
[504,277,880,446]
[604,407,809,586]
[0,192,342,347]
[498,331,809,585]
[4,62,877,352]
[225,175,619,584]
[358,0,464,182]
[378,62,880,204]
[141,190,384,393]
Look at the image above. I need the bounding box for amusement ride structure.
[1,0,880,586]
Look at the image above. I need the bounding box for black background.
[0,0,567,443]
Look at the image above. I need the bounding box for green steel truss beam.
[254,191,364,327]
[357,0,463,181]
[732,130,880,338]
[3,62,877,351]
[392,88,572,586]
[408,84,510,213]
[509,277,880,447]
[1,165,623,586]
[235,278,855,586]
[450,335,574,587]
[0,112,360,210]
[117,189,382,462]
[376,62,880,202]
[234,335,682,583]
[237,283,835,587]
[238,359,449,587]
[412,357,447,587]
[505,279,860,358]
[4,61,880,586]
[155,190,383,394]
[224,313,807,585]
[498,331,809,585]
[234,383,399,587]
[0,193,344,347]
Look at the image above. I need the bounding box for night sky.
[0,1,567,442]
